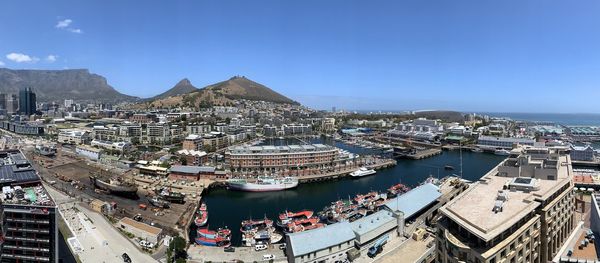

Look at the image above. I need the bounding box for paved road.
[45,185,159,263]
[187,244,286,263]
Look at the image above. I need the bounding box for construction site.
[25,147,204,237]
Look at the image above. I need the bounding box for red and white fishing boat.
[194,203,208,227]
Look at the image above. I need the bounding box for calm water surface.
[195,137,506,245]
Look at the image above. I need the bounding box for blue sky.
[1,1,599,113]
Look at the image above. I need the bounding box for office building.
[18,88,36,116]
[5,94,18,114]
[0,150,58,263]
[0,121,44,135]
[436,146,575,263]
[57,130,91,145]
[570,145,595,162]
[477,135,536,149]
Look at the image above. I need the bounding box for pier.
[394,148,442,160]
[296,158,397,183]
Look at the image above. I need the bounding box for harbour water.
[197,138,506,246]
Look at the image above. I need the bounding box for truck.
[367,234,389,258]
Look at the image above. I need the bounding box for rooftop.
[440,147,573,241]
[118,217,162,236]
[384,183,441,219]
[1,184,55,207]
[228,143,337,154]
[350,210,396,236]
[0,150,40,185]
[287,221,355,256]
[169,165,215,174]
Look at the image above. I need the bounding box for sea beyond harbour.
[196,137,506,246]
[481,112,600,126]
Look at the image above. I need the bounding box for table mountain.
[0,68,137,103]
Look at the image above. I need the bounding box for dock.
[296,159,397,183]
[394,148,442,160]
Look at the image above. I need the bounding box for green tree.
[167,235,187,263]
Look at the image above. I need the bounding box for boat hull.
[227,181,299,192]
[90,176,137,194]
[350,170,376,177]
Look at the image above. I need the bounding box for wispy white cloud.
[55,19,72,28]
[55,18,83,34]
[0,61,5,66]
[6,53,39,63]
[45,55,58,63]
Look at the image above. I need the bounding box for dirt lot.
[30,150,199,235]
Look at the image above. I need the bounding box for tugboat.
[194,203,208,227]
[157,188,185,203]
[89,173,138,194]
[195,227,231,247]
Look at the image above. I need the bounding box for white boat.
[494,149,511,156]
[350,167,376,177]
[227,176,299,192]
[471,148,483,153]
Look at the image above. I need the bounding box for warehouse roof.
[384,183,440,219]
[287,221,355,257]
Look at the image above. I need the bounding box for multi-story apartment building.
[283,124,312,136]
[143,123,170,144]
[182,134,203,151]
[92,126,119,141]
[202,132,228,150]
[129,113,158,124]
[225,144,339,174]
[57,130,91,144]
[91,139,132,152]
[0,150,58,263]
[436,146,575,263]
[186,123,212,135]
[118,124,142,139]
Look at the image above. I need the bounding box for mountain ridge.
[0,68,137,103]
[141,75,299,109]
[146,78,199,101]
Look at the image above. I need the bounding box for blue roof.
[384,183,440,219]
[169,165,215,174]
[287,221,355,256]
[350,210,396,236]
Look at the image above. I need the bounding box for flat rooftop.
[1,184,55,207]
[441,148,573,241]
[0,150,41,185]
[227,144,337,154]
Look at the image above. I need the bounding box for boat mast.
[459,140,463,179]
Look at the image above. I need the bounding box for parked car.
[255,244,268,251]
[121,253,131,263]
[224,246,235,252]
[263,254,275,260]
[279,243,287,250]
